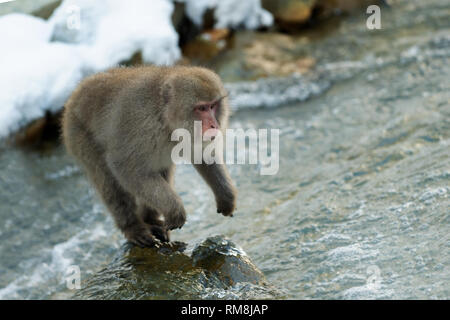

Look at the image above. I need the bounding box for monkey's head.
[161,67,229,140]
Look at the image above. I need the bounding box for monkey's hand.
[164,202,187,231]
[216,191,236,217]
[123,224,160,248]
[149,225,170,243]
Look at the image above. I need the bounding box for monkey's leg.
[194,163,237,217]
[107,161,186,231]
[87,165,159,247]
[65,119,158,247]
[87,162,160,247]
[137,166,175,241]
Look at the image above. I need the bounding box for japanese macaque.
[62,66,237,247]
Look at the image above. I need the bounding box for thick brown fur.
[62,66,237,247]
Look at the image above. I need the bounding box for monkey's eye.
[196,105,208,112]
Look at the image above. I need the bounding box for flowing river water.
[0,0,449,299]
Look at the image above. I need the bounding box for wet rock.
[118,51,144,67]
[14,110,62,150]
[261,0,387,30]
[192,236,265,286]
[73,236,280,300]
[172,1,201,46]
[0,0,60,17]
[182,28,231,64]
[32,0,62,20]
[262,0,316,25]
[315,0,387,19]
[207,31,316,81]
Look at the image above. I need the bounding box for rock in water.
[73,236,281,300]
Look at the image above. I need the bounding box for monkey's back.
[62,66,166,156]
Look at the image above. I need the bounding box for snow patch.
[0,0,180,138]
[183,0,273,29]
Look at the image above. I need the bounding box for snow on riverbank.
[0,0,273,138]
[183,0,273,29]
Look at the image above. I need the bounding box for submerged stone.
[73,236,280,300]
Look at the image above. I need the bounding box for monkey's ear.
[161,80,172,105]
[161,78,178,125]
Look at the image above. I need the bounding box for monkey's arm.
[194,163,237,216]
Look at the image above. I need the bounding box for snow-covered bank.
[0,13,87,138]
[0,0,273,138]
[182,0,273,29]
[0,0,180,138]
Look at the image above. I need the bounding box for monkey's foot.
[149,225,170,243]
[124,226,160,248]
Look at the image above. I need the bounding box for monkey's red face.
[194,99,221,139]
